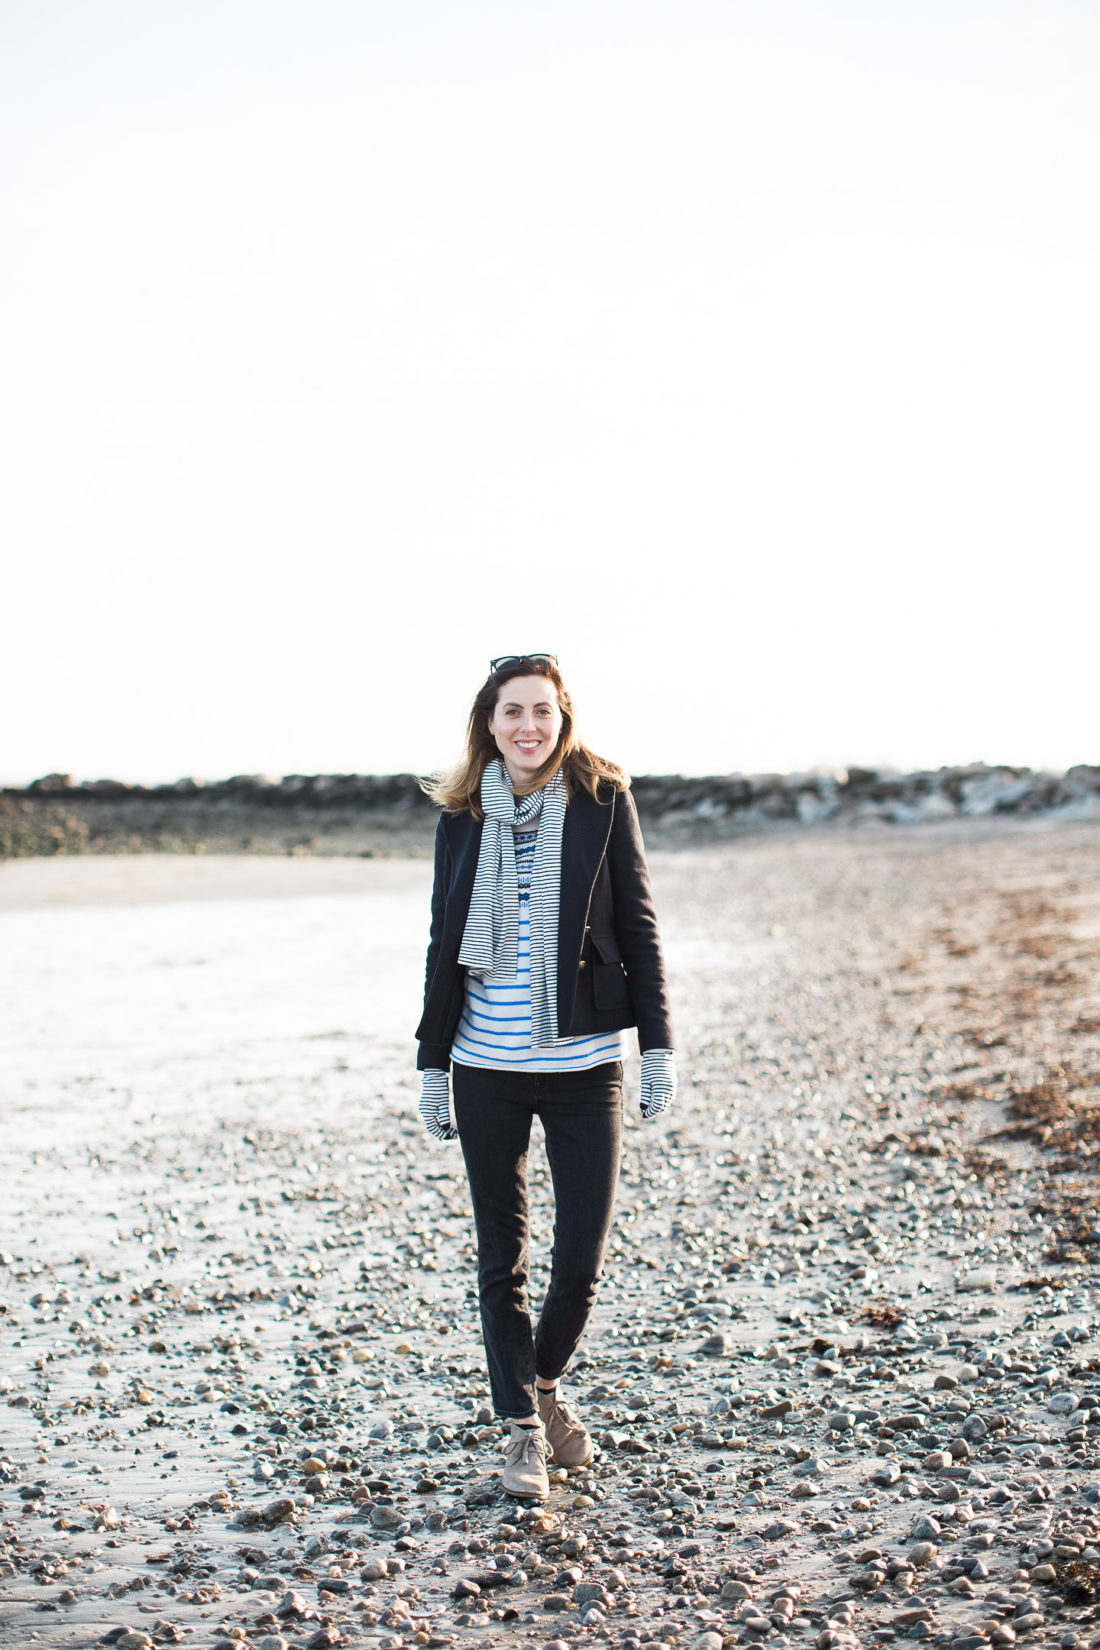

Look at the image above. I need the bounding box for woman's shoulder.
[572,771,630,808]
[436,804,483,838]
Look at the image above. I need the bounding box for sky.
[2,0,1097,786]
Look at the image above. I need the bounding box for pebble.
[957,1269,998,1292]
[5,822,1099,1650]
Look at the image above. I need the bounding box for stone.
[956,1269,996,1292]
[275,1590,310,1619]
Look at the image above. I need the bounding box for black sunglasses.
[489,653,559,672]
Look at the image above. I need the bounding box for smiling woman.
[413,654,677,1500]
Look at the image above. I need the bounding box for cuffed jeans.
[451,1060,624,1421]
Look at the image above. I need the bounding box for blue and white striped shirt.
[451,825,627,1073]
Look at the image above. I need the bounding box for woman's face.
[488,674,564,789]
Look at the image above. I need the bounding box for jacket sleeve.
[416,815,454,1072]
[607,787,676,1053]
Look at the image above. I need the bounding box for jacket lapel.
[557,786,615,1025]
[444,813,482,938]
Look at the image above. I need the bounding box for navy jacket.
[415,782,675,1071]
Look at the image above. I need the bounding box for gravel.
[1,815,1099,1650]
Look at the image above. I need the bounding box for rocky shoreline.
[2,765,1099,860]
[2,818,1099,1650]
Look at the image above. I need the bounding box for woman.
[415,653,676,1500]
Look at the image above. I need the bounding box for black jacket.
[415,782,675,1071]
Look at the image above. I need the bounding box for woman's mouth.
[515,741,541,753]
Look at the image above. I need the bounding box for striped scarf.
[457,757,567,1048]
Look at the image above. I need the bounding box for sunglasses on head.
[489,653,559,672]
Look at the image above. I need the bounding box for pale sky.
[2,0,1097,786]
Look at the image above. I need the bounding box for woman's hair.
[422,657,630,815]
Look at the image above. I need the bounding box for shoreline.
[1,812,1098,910]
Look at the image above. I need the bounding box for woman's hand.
[639,1048,677,1120]
[419,1069,459,1141]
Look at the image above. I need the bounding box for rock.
[762,1519,798,1540]
[908,1542,938,1566]
[261,1497,297,1527]
[956,1269,997,1292]
[1048,1392,1079,1414]
[304,1630,341,1650]
[690,1635,724,1650]
[912,1515,941,1540]
[871,1460,902,1486]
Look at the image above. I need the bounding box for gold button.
[578,959,587,970]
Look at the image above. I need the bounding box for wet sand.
[2,818,1100,1650]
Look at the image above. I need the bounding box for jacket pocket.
[590,933,629,1009]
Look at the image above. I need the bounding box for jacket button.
[578,959,587,970]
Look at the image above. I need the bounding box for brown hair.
[422,657,630,816]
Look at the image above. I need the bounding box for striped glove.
[419,1069,458,1141]
[640,1048,677,1120]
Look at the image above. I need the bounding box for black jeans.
[451,1060,624,1421]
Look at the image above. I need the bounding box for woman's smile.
[488,675,564,788]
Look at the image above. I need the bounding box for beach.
[2,816,1100,1650]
